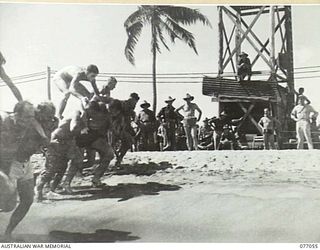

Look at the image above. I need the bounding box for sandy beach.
[1,150,320,243]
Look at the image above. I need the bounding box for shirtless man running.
[54,65,100,119]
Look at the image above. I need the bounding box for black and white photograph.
[0,1,320,246]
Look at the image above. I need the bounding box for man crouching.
[36,110,84,201]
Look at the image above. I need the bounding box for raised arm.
[69,73,85,99]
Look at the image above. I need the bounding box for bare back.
[54,66,87,86]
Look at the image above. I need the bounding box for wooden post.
[47,66,51,100]
[218,6,224,76]
[284,6,294,105]
[284,6,295,131]
[239,103,262,134]
[235,10,242,67]
[222,6,271,70]
[270,6,277,81]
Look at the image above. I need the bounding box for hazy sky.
[0,3,320,119]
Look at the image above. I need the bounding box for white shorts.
[9,160,34,182]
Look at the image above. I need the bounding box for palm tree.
[124,5,212,112]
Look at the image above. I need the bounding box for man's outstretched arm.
[0,66,23,101]
[90,79,100,96]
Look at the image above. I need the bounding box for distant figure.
[291,97,318,149]
[0,51,23,101]
[237,52,252,81]
[258,108,280,150]
[53,65,100,120]
[157,96,181,151]
[198,118,214,150]
[295,87,311,106]
[136,100,157,151]
[100,76,117,98]
[210,111,243,150]
[176,94,202,151]
[310,113,320,143]
[218,125,235,150]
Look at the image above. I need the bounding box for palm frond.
[159,5,212,28]
[151,29,161,54]
[124,7,149,29]
[158,17,180,44]
[151,16,170,52]
[163,15,198,54]
[124,21,144,65]
[156,25,170,51]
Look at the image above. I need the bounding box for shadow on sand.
[55,182,181,202]
[82,161,173,177]
[49,229,140,242]
[0,229,140,243]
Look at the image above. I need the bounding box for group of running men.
[0,60,147,239]
[0,55,206,239]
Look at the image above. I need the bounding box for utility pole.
[47,66,51,100]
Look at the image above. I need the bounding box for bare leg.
[92,139,114,185]
[0,66,23,101]
[5,179,34,237]
[58,92,71,120]
[263,134,270,150]
[183,126,192,151]
[191,126,198,150]
[296,123,305,149]
[304,123,314,149]
[115,133,132,166]
[269,134,276,149]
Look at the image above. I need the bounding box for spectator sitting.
[198,118,214,150]
[295,87,311,106]
[310,113,320,143]
[218,125,236,150]
[237,52,252,81]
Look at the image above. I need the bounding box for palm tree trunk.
[151,17,157,113]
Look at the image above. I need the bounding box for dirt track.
[1,150,320,242]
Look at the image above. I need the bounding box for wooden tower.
[215,5,295,135]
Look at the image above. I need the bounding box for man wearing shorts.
[258,108,280,150]
[176,94,202,151]
[0,101,48,239]
[54,65,100,119]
